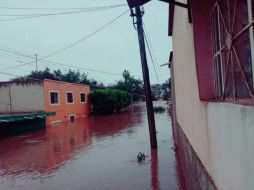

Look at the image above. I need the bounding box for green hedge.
[91,88,131,114]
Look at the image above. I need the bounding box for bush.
[153,106,166,112]
[91,88,131,114]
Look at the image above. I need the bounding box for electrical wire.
[0,47,124,76]
[0,8,118,17]
[143,26,160,82]
[41,9,129,59]
[143,22,162,73]
[0,9,129,73]
[0,71,36,79]
[0,51,30,62]
[0,48,34,59]
[0,4,127,10]
[0,5,127,22]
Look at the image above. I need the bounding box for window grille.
[212,0,254,100]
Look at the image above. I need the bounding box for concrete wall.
[172,0,212,178]
[172,1,254,189]
[207,103,254,190]
[0,81,44,114]
[44,80,90,125]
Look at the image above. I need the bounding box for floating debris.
[153,106,166,112]
[137,152,146,162]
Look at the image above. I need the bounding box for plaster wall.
[44,80,90,125]
[0,85,11,113]
[172,1,254,189]
[0,82,44,113]
[207,103,254,190]
[172,0,212,176]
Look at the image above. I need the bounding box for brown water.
[0,102,185,190]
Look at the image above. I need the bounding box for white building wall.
[172,1,254,189]
[207,103,254,190]
[0,84,11,113]
[0,82,44,113]
[172,0,212,178]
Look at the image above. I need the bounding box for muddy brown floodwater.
[0,102,185,190]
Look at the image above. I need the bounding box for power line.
[143,23,161,73]
[0,71,35,79]
[41,9,129,59]
[0,46,153,79]
[0,8,129,72]
[0,48,124,76]
[0,51,30,62]
[0,44,34,56]
[0,9,130,74]
[39,59,123,76]
[0,8,115,17]
[0,4,127,10]
[0,48,34,59]
[143,25,160,82]
[0,5,127,22]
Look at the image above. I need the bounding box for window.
[80,93,86,103]
[66,92,74,104]
[212,0,254,99]
[50,92,59,105]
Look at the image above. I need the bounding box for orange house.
[0,79,90,126]
[44,79,90,125]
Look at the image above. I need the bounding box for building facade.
[0,79,90,126]
[169,0,254,189]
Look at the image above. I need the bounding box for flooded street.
[0,102,184,190]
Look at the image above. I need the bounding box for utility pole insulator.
[131,6,158,148]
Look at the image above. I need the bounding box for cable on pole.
[143,25,160,82]
[143,22,162,73]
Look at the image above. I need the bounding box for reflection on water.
[0,102,184,190]
[151,149,160,190]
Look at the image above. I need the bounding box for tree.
[111,70,144,101]
[91,88,131,114]
[11,67,101,89]
[161,79,171,100]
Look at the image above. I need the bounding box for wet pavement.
[0,102,185,190]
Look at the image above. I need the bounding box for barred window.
[212,0,254,99]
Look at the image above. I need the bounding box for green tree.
[91,88,131,114]
[11,67,102,89]
[111,70,144,101]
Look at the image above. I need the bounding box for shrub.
[91,88,131,114]
[153,106,166,112]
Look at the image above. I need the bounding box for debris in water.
[137,152,146,162]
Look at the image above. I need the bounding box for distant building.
[0,79,90,125]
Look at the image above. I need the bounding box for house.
[168,0,254,189]
[0,79,90,126]
[127,0,254,189]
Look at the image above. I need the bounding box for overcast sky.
[0,0,172,84]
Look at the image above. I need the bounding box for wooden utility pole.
[35,54,38,71]
[132,6,157,148]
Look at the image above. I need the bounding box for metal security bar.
[212,0,254,100]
